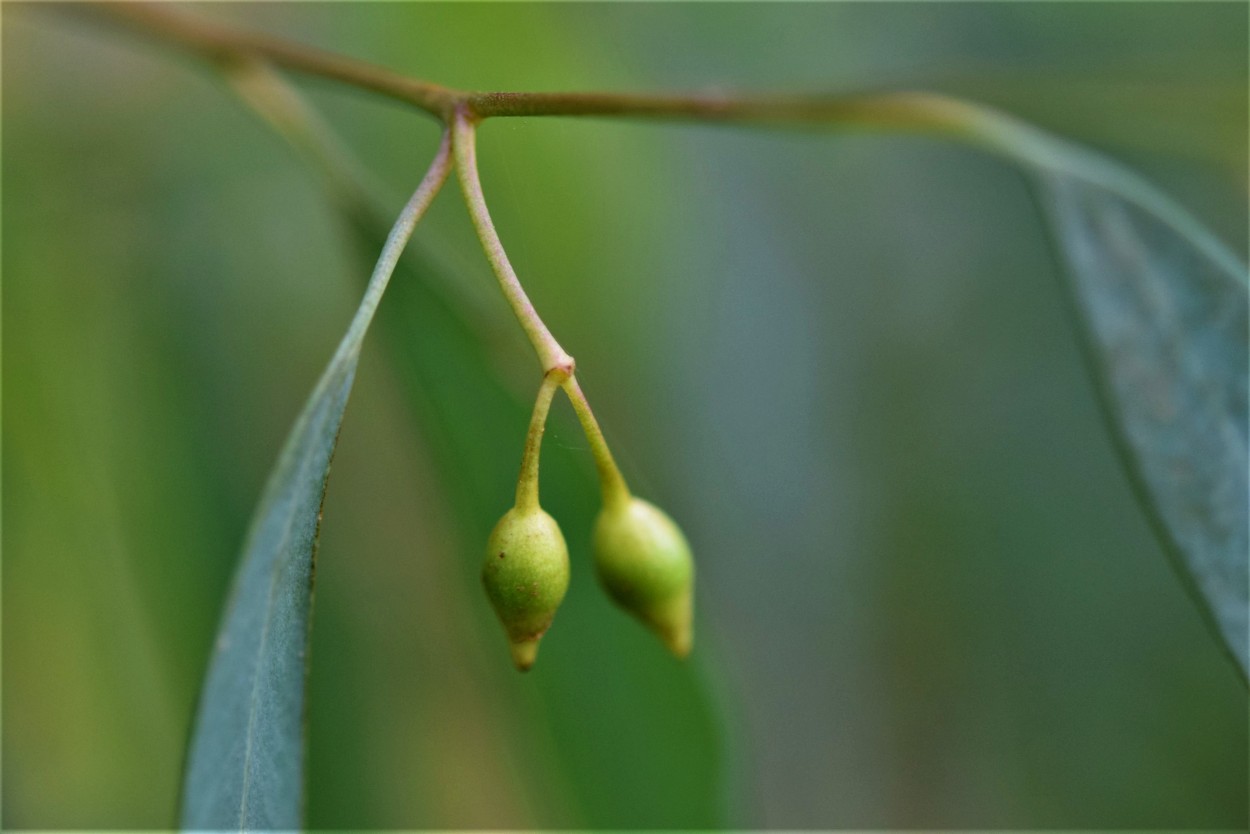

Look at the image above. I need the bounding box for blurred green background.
[4,2,1247,829]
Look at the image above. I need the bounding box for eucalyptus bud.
[593,497,694,657]
[482,506,570,671]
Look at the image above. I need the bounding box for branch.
[70,1,1008,140]
[78,1,460,119]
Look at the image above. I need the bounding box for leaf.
[921,93,1250,678]
[1036,172,1249,679]
[180,138,451,830]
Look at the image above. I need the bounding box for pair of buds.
[479,375,694,671]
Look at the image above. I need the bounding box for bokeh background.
[4,2,1247,829]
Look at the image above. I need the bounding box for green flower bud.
[482,506,570,671]
[592,497,694,657]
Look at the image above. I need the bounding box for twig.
[80,1,460,118]
[74,2,992,137]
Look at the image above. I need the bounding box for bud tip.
[509,637,541,671]
[656,589,694,658]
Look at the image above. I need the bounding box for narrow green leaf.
[908,94,1250,678]
[180,136,451,830]
[1037,173,1248,679]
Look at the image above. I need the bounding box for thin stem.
[66,5,1008,136]
[73,0,1250,282]
[465,89,960,126]
[81,1,459,119]
[561,376,631,511]
[452,108,575,375]
[83,4,967,132]
[341,129,452,351]
[75,5,987,132]
[514,374,560,513]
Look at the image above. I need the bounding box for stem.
[75,2,1246,281]
[465,89,962,125]
[561,377,631,511]
[81,4,976,132]
[342,129,452,351]
[68,5,1039,135]
[514,374,560,513]
[59,4,1062,138]
[452,108,575,375]
[80,1,459,119]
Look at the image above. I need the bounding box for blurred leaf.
[180,152,447,828]
[926,94,1249,679]
[1037,172,1249,679]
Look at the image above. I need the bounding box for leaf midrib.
[235,404,326,830]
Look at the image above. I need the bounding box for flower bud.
[482,506,570,671]
[592,497,694,657]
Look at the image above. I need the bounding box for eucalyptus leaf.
[180,138,451,830]
[926,95,1250,679]
[1036,172,1249,679]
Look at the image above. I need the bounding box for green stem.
[342,129,452,350]
[514,374,560,513]
[452,108,575,375]
[561,376,631,511]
